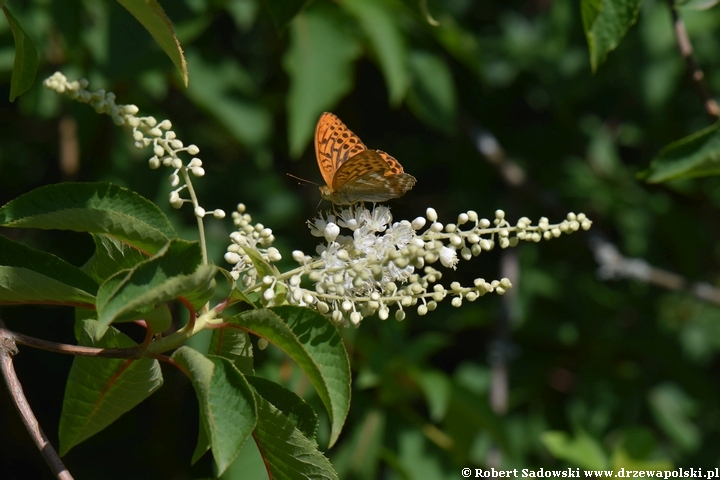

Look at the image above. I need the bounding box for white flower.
[439,246,458,269]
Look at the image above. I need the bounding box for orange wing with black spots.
[314,112,416,205]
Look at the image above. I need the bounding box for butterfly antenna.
[286,173,320,187]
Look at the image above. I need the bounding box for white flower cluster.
[226,204,592,326]
[224,203,280,287]
[43,72,224,220]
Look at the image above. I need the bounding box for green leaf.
[96,239,216,336]
[219,268,260,308]
[241,246,286,306]
[283,7,361,157]
[640,122,720,183]
[541,430,608,470]
[83,234,150,284]
[330,409,385,479]
[263,0,309,29]
[209,326,255,375]
[342,0,409,105]
[172,347,257,475]
[59,320,163,455]
[115,0,188,86]
[248,375,319,442]
[0,235,97,307]
[581,0,642,73]
[253,392,339,480]
[229,307,350,447]
[648,383,700,452]
[2,6,38,101]
[413,369,451,422]
[185,50,272,149]
[0,182,177,254]
[407,50,457,133]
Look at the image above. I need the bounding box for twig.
[0,321,74,480]
[591,236,720,305]
[668,0,720,120]
[467,119,720,306]
[1,328,140,358]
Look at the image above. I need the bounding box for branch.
[0,321,74,480]
[669,0,720,120]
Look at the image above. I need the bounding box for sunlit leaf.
[95,240,216,336]
[0,182,177,254]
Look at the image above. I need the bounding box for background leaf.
[2,5,38,101]
[640,122,720,183]
[283,6,361,157]
[581,0,643,72]
[115,0,188,86]
[342,0,409,105]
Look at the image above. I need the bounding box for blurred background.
[1,0,720,478]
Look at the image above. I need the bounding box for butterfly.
[314,112,416,205]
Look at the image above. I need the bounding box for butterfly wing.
[314,112,367,189]
[331,150,416,204]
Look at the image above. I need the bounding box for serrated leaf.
[641,122,720,183]
[83,234,149,284]
[541,430,608,470]
[58,320,163,455]
[342,0,409,105]
[283,7,361,157]
[581,0,642,72]
[115,0,188,86]
[172,347,257,475]
[253,392,339,480]
[229,307,350,447]
[0,182,177,254]
[263,0,309,29]
[407,50,457,133]
[209,327,254,375]
[2,6,38,101]
[0,235,97,306]
[96,239,216,336]
[248,375,318,442]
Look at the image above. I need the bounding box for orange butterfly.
[314,112,416,205]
